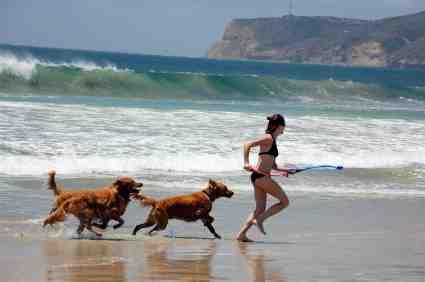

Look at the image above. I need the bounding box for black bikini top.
[259,135,278,157]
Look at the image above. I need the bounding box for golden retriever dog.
[132,179,233,239]
[43,170,143,235]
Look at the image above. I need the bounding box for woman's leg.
[254,178,289,234]
[236,183,267,241]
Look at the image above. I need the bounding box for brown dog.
[43,170,143,235]
[132,179,233,239]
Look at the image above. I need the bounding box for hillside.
[207,11,425,67]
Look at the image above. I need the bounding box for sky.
[1,0,425,57]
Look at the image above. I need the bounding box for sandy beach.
[1,189,424,282]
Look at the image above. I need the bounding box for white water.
[0,99,424,176]
[0,52,131,80]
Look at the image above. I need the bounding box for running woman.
[236,114,290,242]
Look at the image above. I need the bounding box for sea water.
[0,44,424,220]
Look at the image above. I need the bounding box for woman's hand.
[243,163,253,172]
[274,167,296,177]
[280,170,289,177]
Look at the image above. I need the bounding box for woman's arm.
[243,135,273,171]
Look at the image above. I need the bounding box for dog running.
[132,179,233,239]
[43,170,143,235]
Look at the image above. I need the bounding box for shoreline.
[1,194,424,281]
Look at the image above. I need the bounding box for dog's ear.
[208,179,217,188]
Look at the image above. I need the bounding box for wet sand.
[1,193,424,282]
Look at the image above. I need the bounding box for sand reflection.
[237,242,286,282]
[138,239,217,281]
[43,240,127,282]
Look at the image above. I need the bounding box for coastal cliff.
[207,11,425,68]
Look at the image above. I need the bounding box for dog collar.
[202,190,216,202]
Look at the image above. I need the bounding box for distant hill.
[207,11,425,68]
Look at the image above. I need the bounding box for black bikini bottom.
[250,171,266,184]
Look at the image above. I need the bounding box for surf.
[1,45,425,105]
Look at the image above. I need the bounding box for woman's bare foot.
[252,218,266,235]
[236,235,254,242]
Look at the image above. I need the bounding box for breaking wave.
[1,52,425,104]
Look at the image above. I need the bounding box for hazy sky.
[2,0,425,57]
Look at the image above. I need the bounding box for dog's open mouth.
[130,191,142,199]
[130,183,143,195]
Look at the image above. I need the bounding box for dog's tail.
[47,170,61,196]
[138,195,157,208]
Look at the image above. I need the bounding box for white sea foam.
[0,52,37,79]
[0,154,242,176]
[0,99,424,177]
[131,176,425,198]
[0,149,423,177]
[229,183,425,198]
[0,52,132,80]
[0,98,424,199]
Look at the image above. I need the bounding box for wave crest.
[1,50,425,104]
[0,52,130,79]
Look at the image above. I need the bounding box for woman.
[236,114,290,242]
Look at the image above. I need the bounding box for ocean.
[0,44,424,281]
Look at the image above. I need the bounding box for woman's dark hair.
[265,114,286,134]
